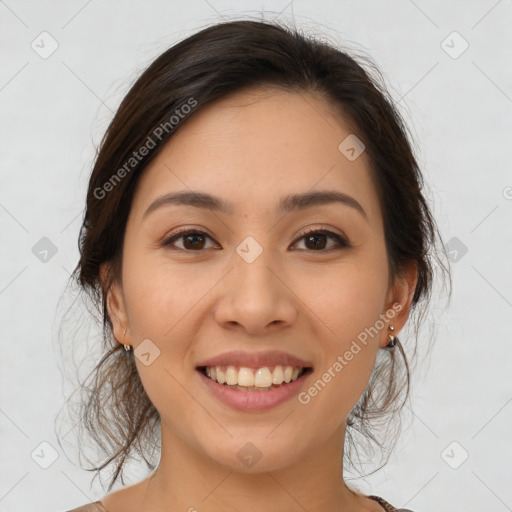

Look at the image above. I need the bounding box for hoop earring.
[386,325,399,349]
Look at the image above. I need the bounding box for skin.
[102,86,417,512]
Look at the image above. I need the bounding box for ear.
[100,262,131,347]
[379,260,418,349]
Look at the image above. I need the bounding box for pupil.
[185,234,204,249]
[306,234,326,250]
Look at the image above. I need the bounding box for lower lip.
[197,369,312,412]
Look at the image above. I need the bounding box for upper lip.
[196,350,313,369]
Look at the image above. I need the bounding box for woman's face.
[107,87,415,473]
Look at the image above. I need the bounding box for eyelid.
[160,226,217,249]
[293,225,350,250]
[160,225,350,251]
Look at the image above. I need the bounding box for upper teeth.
[205,365,303,387]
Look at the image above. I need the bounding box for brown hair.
[56,18,451,491]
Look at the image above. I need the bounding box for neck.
[140,421,368,512]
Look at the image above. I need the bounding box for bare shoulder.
[95,478,151,512]
[65,475,153,512]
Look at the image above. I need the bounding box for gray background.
[1,1,511,511]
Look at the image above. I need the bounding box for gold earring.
[386,325,398,349]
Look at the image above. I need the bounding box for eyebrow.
[143,189,368,221]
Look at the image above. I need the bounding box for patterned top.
[66,503,108,512]
[66,495,414,511]
[368,495,415,511]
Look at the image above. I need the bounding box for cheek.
[296,252,387,410]
[297,264,385,427]
[120,247,209,394]
[123,257,201,426]
[121,248,202,339]
[299,254,388,344]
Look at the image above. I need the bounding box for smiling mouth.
[197,365,313,391]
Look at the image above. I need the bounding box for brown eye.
[160,227,350,253]
[161,230,217,251]
[293,228,350,252]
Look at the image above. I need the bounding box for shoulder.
[65,501,109,512]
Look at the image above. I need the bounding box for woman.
[61,18,450,512]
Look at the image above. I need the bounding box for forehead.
[130,87,381,224]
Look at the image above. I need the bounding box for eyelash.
[160,226,351,253]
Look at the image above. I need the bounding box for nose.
[213,248,298,335]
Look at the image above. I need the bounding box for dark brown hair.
[56,18,451,492]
